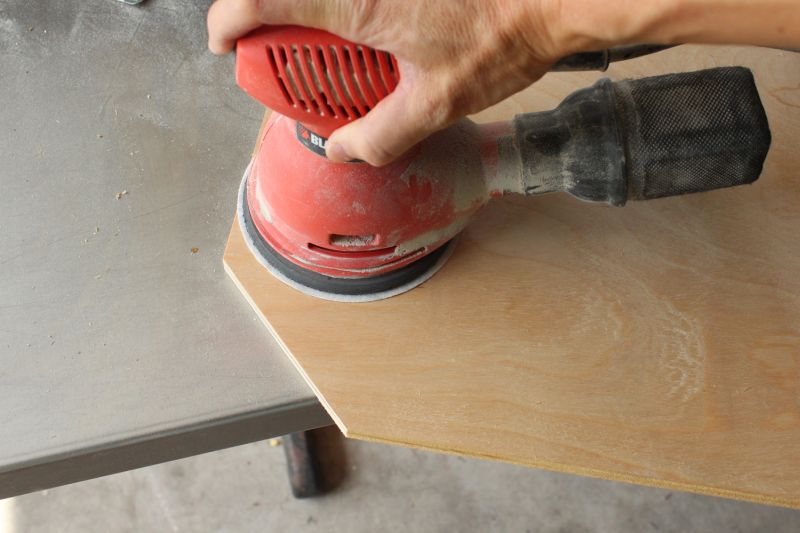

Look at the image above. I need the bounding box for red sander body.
[235,26,771,302]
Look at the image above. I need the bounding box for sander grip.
[513,67,771,206]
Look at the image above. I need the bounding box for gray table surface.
[0,0,331,498]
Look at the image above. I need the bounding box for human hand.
[209,0,800,164]
[207,0,569,165]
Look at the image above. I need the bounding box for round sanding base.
[236,163,458,303]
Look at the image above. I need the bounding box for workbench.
[0,0,331,498]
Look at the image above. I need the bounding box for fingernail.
[327,141,351,163]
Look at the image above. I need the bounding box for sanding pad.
[236,163,458,303]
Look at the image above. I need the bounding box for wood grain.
[224,45,800,507]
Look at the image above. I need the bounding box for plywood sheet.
[224,46,800,507]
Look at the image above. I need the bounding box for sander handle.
[235,25,675,138]
[512,66,772,206]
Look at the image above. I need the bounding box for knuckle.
[358,136,396,166]
[338,0,381,37]
[351,0,379,22]
[233,0,259,17]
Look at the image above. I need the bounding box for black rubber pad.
[242,187,453,297]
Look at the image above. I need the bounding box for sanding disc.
[236,163,458,303]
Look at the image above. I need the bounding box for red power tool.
[234,26,771,302]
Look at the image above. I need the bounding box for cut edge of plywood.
[224,218,798,510]
[347,429,799,509]
[222,226,350,436]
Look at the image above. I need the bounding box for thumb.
[326,80,452,166]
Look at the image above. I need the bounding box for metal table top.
[0,0,331,498]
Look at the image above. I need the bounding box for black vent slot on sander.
[265,44,398,120]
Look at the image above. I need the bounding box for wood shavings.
[115,190,127,200]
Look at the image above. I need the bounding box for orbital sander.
[234,26,771,302]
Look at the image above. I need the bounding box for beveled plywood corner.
[224,45,800,508]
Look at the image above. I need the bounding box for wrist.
[541,0,682,55]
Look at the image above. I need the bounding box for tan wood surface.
[224,45,800,507]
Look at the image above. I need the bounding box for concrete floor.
[4,437,799,532]
[1,1,799,531]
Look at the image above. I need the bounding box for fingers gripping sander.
[235,26,771,302]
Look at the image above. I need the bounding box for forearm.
[552,0,800,54]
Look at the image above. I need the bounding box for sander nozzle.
[511,67,771,206]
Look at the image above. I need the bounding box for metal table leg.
[281,426,347,498]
